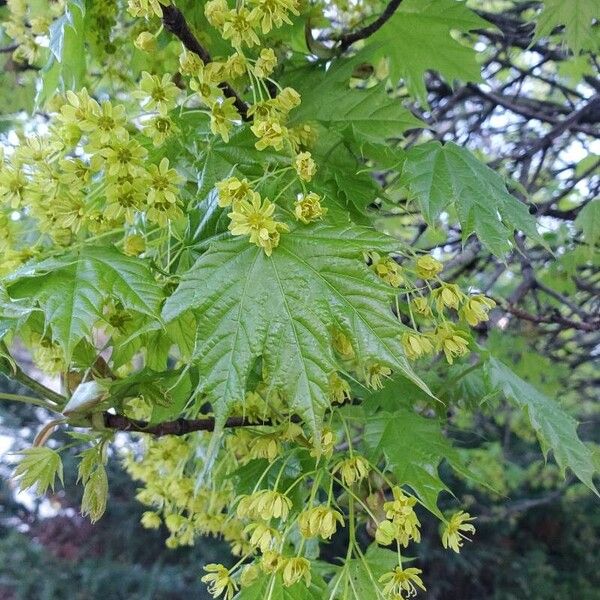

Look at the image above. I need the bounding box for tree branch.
[103,412,301,436]
[338,0,404,51]
[161,5,249,119]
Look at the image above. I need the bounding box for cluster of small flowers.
[215,171,326,255]
[364,252,496,367]
[2,0,60,64]
[0,85,187,274]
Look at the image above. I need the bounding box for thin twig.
[161,4,249,119]
[338,0,404,51]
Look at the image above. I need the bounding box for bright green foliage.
[575,199,600,246]
[535,0,600,53]
[13,447,64,494]
[239,574,327,599]
[486,358,597,494]
[365,0,488,104]
[401,141,541,256]
[164,225,427,435]
[6,247,163,360]
[364,408,465,517]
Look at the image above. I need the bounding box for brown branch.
[103,412,301,437]
[161,4,249,119]
[338,0,404,51]
[497,303,600,332]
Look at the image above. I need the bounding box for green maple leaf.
[237,574,327,599]
[163,225,431,436]
[13,447,64,495]
[288,59,423,144]
[4,246,163,360]
[487,358,598,494]
[364,0,489,104]
[535,0,599,53]
[364,407,468,517]
[401,141,541,256]
[575,199,600,246]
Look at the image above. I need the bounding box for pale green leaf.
[163,225,431,437]
[13,447,64,495]
[365,0,489,104]
[81,463,108,522]
[402,141,541,256]
[535,0,600,53]
[486,357,597,493]
[4,246,163,360]
[574,199,600,245]
[364,408,460,517]
[237,574,326,599]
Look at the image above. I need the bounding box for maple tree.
[0,0,598,598]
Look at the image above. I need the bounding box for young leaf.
[163,225,431,437]
[364,0,489,104]
[535,0,599,54]
[401,141,541,256]
[574,199,599,246]
[13,447,64,495]
[4,246,163,360]
[81,463,108,522]
[364,408,463,517]
[486,357,597,494]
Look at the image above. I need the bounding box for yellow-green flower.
[416,255,443,279]
[460,295,496,326]
[298,505,344,539]
[134,31,156,52]
[225,52,248,79]
[411,296,432,317]
[370,252,403,287]
[382,487,421,547]
[328,372,350,405]
[0,165,28,208]
[434,324,470,364]
[332,329,355,359]
[254,47,277,78]
[294,192,326,224]
[365,362,392,390]
[261,550,282,573]
[210,98,241,142]
[281,556,311,587]
[238,490,292,521]
[309,426,336,459]
[105,181,145,223]
[179,50,204,76]
[201,563,238,600]
[133,72,179,115]
[442,511,475,553]
[250,0,300,34]
[142,115,180,147]
[293,151,316,182]
[123,234,146,257]
[221,7,261,48]
[128,0,168,18]
[100,136,148,177]
[244,522,280,551]
[401,331,433,361]
[379,567,426,599]
[333,455,370,486]
[274,87,301,112]
[147,157,183,206]
[216,176,253,207]
[248,434,281,462]
[228,193,289,255]
[57,88,97,128]
[140,511,161,529]
[251,119,287,151]
[58,158,94,188]
[204,0,229,27]
[431,283,465,312]
[85,101,129,148]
